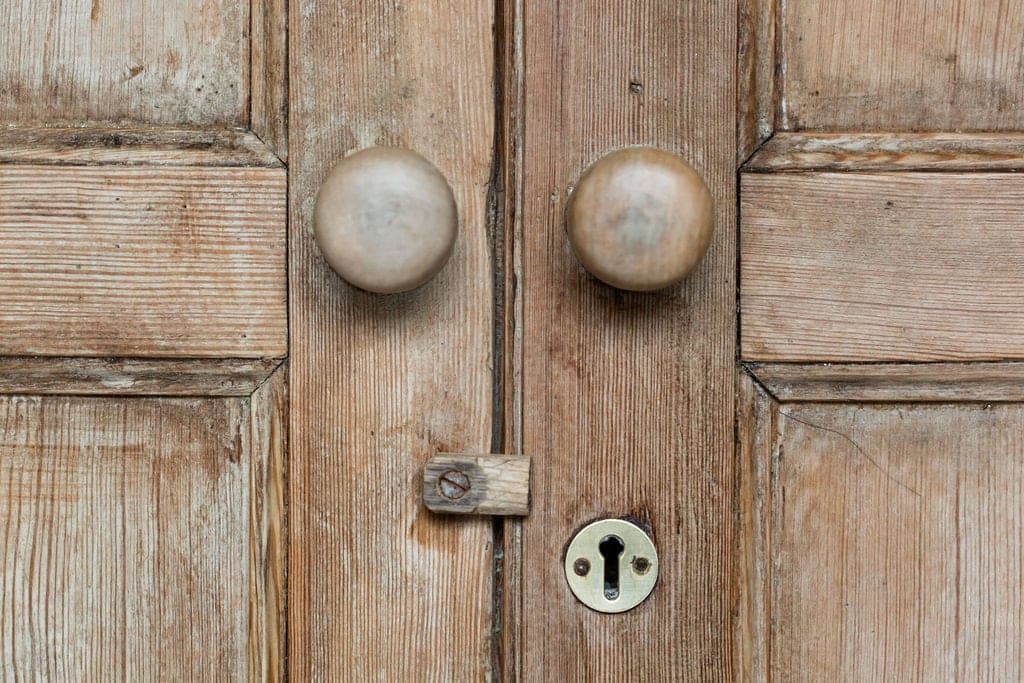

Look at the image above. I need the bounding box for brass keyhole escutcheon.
[564,518,659,613]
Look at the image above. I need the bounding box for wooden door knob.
[314,147,458,294]
[566,147,714,291]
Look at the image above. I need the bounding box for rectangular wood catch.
[423,454,531,516]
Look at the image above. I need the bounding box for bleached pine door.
[0,0,287,678]
[738,0,1024,680]
[4,0,1022,681]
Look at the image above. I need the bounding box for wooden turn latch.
[423,454,531,516]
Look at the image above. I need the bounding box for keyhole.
[599,535,625,600]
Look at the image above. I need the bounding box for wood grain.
[747,362,1024,403]
[762,402,1024,680]
[0,357,280,396]
[0,127,282,167]
[423,455,530,516]
[735,373,775,682]
[289,0,496,678]
[0,0,248,127]
[738,0,776,162]
[746,132,1024,173]
[741,172,1024,362]
[0,164,286,358]
[0,395,250,678]
[251,0,288,161]
[780,0,1024,131]
[249,366,287,681]
[497,0,527,675]
[515,1,736,679]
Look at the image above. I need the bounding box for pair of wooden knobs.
[314,146,714,293]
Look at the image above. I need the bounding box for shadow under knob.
[566,147,714,292]
[314,146,457,294]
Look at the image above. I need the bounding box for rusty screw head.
[438,470,471,500]
[573,558,591,577]
[632,557,651,575]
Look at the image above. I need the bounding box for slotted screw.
[438,470,471,500]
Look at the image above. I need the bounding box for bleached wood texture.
[0,0,248,127]
[423,455,530,516]
[746,132,1024,173]
[289,0,495,678]
[0,127,282,167]
[780,0,1024,131]
[0,357,280,396]
[248,367,287,681]
[514,2,736,679]
[0,395,251,678]
[747,362,1024,403]
[750,401,1024,680]
[251,0,288,161]
[741,172,1024,362]
[497,0,526,674]
[735,374,775,682]
[0,165,286,358]
[738,0,776,162]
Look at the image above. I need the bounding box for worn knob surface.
[314,147,457,294]
[566,147,714,291]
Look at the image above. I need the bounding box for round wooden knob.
[566,147,714,291]
[314,147,457,294]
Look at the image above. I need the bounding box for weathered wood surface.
[0,164,286,358]
[740,399,1024,680]
[0,357,280,396]
[0,127,282,167]
[514,1,737,679]
[248,366,287,681]
[747,362,1024,403]
[497,0,526,673]
[0,395,251,678]
[735,374,774,681]
[741,172,1024,362]
[746,133,1024,173]
[774,0,1024,131]
[289,0,496,678]
[738,0,776,162]
[423,455,530,516]
[0,0,248,127]
[779,0,1024,131]
[251,0,288,160]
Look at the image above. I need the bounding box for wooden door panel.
[0,357,280,396]
[0,158,286,358]
[0,367,285,679]
[0,127,283,167]
[741,167,1024,361]
[745,132,1024,173]
[739,1,1024,679]
[0,0,247,127]
[779,0,1024,131]
[288,0,496,678]
[0,1,287,677]
[738,374,1024,681]
[509,1,737,679]
[746,361,1024,403]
